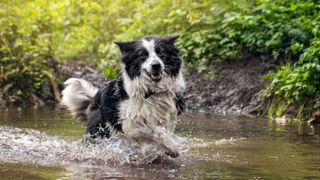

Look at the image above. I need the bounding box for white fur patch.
[141,39,164,73]
[61,78,98,116]
[119,91,179,155]
[141,39,155,55]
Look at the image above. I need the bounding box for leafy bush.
[0,0,139,102]
[241,0,320,118]
[221,0,318,59]
[112,0,250,72]
[261,39,320,118]
[0,23,54,103]
[0,0,248,103]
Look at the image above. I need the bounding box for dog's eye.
[139,50,148,59]
[158,51,165,57]
[140,55,146,59]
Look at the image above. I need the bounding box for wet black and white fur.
[62,35,186,157]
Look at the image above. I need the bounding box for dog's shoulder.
[90,77,128,109]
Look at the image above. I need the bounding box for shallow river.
[0,107,320,179]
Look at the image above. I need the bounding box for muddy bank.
[185,56,274,114]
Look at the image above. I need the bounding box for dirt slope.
[185,56,273,114]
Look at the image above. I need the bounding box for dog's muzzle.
[145,62,163,82]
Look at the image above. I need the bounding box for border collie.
[61,35,186,157]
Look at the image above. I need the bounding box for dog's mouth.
[144,69,163,82]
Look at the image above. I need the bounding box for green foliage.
[227,0,320,119]
[223,0,319,59]
[0,23,54,102]
[266,99,285,119]
[113,0,250,72]
[0,0,248,102]
[0,0,139,102]
[261,39,320,118]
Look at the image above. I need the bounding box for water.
[1,107,320,179]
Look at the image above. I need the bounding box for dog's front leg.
[123,123,180,157]
[128,127,179,157]
[152,126,180,157]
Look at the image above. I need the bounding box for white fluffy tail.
[61,78,98,121]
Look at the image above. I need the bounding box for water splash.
[0,126,187,166]
[0,126,245,168]
[184,137,246,148]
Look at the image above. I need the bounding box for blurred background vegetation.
[0,0,319,119]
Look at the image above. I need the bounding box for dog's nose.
[151,62,161,71]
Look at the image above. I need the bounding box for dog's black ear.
[163,35,180,44]
[114,41,135,54]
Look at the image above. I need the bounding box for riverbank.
[186,55,273,114]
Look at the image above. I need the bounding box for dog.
[61,35,186,157]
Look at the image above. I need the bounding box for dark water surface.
[1,107,320,179]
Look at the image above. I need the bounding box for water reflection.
[270,116,320,136]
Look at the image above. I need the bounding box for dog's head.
[115,35,185,96]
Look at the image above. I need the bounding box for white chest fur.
[119,92,178,138]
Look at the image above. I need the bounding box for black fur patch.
[154,38,182,77]
[86,78,128,138]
